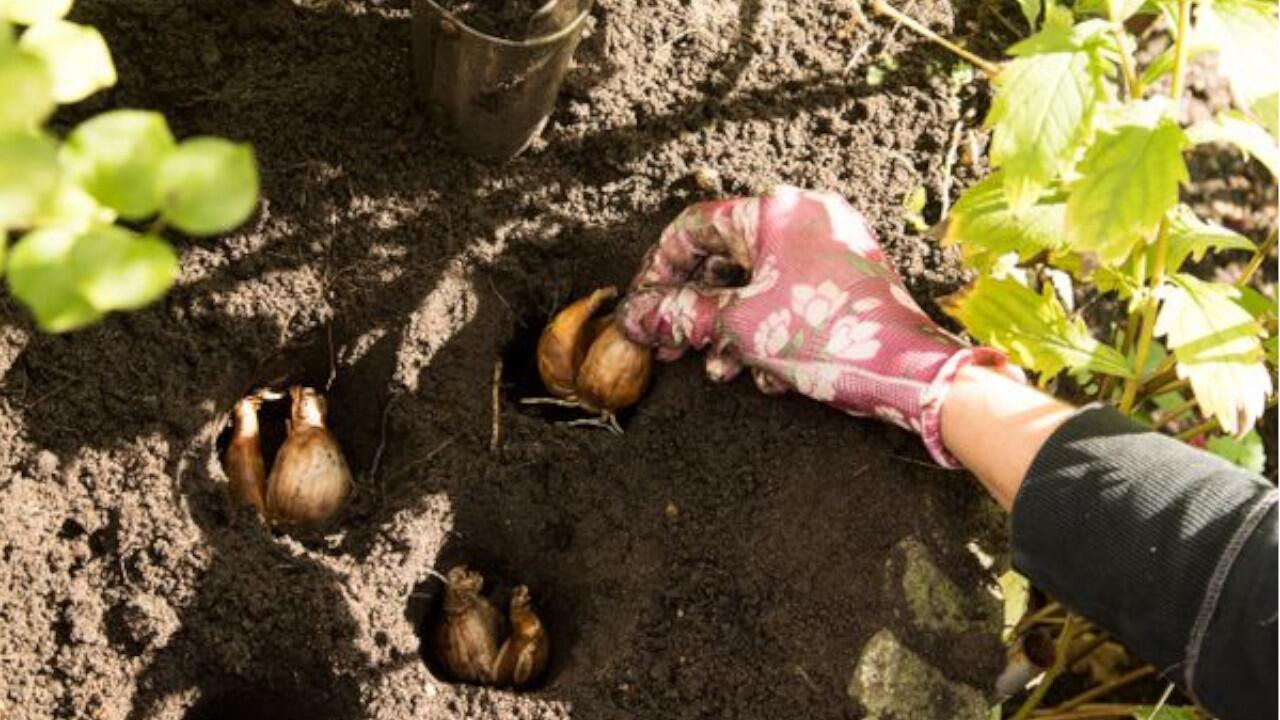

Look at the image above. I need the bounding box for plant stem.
[1112,28,1142,99]
[1012,614,1080,720]
[1119,225,1171,413]
[1237,229,1277,288]
[1043,666,1157,714]
[867,0,1002,77]
[1158,396,1199,427]
[1014,601,1063,636]
[1168,0,1194,102]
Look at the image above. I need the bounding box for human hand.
[619,186,1020,467]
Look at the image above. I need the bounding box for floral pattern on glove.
[620,186,1022,468]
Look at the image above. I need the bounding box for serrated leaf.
[1207,430,1266,473]
[987,21,1109,209]
[1197,0,1279,108]
[944,276,1134,379]
[0,0,72,25]
[1187,111,1279,178]
[0,44,52,131]
[1066,119,1188,263]
[63,110,176,220]
[1162,204,1255,270]
[69,226,177,311]
[0,130,59,228]
[5,226,102,332]
[1155,274,1271,435]
[18,19,115,103]
[943,173,1067,272]
[157,137,259,236]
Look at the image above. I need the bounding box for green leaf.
[157,137,259,236]
[1162,204,1255,270]
[0,131,59,228]
[62,110,176,220]
[1251,93,1278,139]
[1066,119,1188,263]
[5,226,102,332]
[1155,274,1271,435]
[1196,0,1280,108]
[943,173,1067,271]
[18,19,115,103]
[1206,430,1266,473]
[1017,0,1042,31]
[31,177,116,231]
[69,226,178,311]
[1187,110,1279,178]
[986,20,1109,209]
[0,0,72,25]
[997,570,1030,642]
[0,44,52,131]
[944,276,1134,379]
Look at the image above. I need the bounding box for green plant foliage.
[1207,430,1266,473]
[1066,118,1188,263]
[63,110,176,220]
[942,173,1067,271]
[0,0,259,332]
[18,19,115,103]
[1187,111,1280,177]
[157,138,260,237]
[1155,274,1271,435]
[1129,706,1199,720]
[986,16,1109,209]
[944,276,1134,380]
[942,0,1275,449]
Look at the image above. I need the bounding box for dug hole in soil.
[0,0,1020,717]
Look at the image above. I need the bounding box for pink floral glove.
[620,186,1022,468]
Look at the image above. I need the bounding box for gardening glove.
[619,186,1023,468]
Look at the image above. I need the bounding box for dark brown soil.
[0,0,1064,718]
[435,0,551,39]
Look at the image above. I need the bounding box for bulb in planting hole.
[493,584,550,689]
[225,396,267,514]
[573,317,653,413]
[264,386,352,532]
[537,286,619,399]
[432,565,501,684]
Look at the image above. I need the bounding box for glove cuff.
[919,347,1026,469]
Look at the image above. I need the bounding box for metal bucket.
[411,0,593,160]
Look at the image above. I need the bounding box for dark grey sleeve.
[1011,405,1277,720]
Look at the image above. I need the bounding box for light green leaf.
[944,276,1134,379]
[1017,0,1042,31]
[62,110,176,220]
[1155,274,1271,435]
[1163,204,1255,270]
[157,137,259,236]
[1,229,6,268]
[997,570,1030,642]
[0,131,59,228]
[18,19,115,103]
[0,0,72,25]
[69,226,178,311]
[0,44,52,131]
[1197,0,1279,108]
[1251,93,1278,139]
[986,20,1109,209]
[5,226,102,332]
[1066,119,1188,263]
[1187,111,1279,178]
[943,173,1067,271]
[31,177,116,231]
[1206,430,1266,473]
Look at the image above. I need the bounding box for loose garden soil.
[2,0,1270,718]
